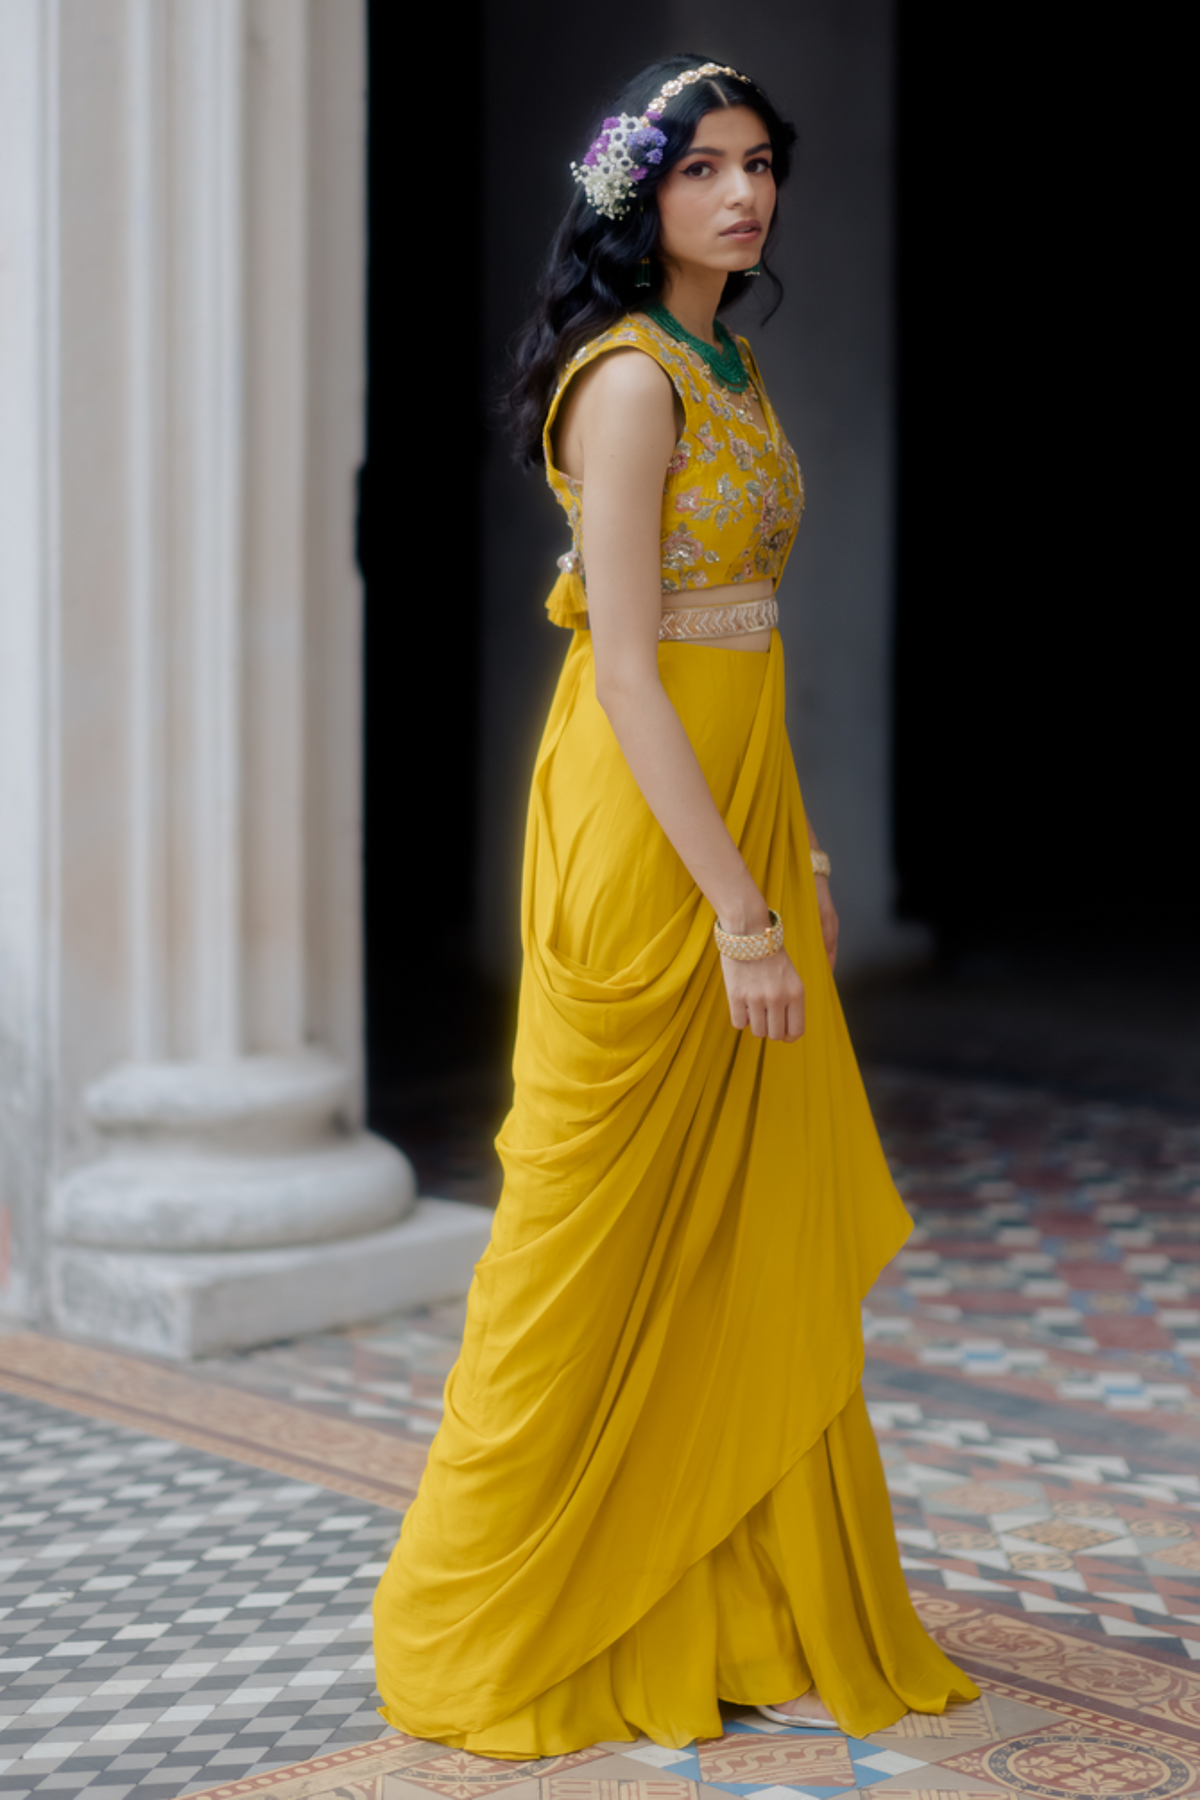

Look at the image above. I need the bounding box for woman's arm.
[805,820,839,972]
[569,348,807,1042]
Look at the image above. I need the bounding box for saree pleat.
[373,632,977,1752]
[437,1389,977,1757]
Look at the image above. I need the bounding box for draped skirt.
[373,632,977,1753]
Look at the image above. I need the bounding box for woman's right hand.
[721,948,805,1042]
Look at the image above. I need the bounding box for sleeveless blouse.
[542,313,805,630]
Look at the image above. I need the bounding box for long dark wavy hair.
[506,55,797,469]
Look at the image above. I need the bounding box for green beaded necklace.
[645,302,749,392]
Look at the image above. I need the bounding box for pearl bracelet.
[811,849,831,878]
[713,909,785,962]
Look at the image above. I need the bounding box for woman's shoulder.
[564,314,765,409]
[545,314,687,448]
[558,312,694,395]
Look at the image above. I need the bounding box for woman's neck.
[657,266,727,348]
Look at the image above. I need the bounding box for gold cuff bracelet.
[713,909,785,962]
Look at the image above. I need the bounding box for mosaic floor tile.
[860,1790,1021,1799]
[693,1734,858,1786]
[863,1693,1052,1753]
[190,1305,471,1460]
[175,1735,451,1797]
[542,1780,694,1800]
[941,1725,1197,1797]
[5,1068,1200,1798]
[0,1337,426,1508]
[0,1393,398,1797]
[388,1746,612,1799]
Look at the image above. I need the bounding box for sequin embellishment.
[658,596,778,641]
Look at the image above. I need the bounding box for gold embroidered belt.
[657,595,778,641]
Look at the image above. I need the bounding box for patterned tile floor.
[0,1398,393,1796]
[2,1069,1199,1798]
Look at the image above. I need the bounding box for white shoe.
[755,1703,842,1730]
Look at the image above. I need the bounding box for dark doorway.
[892,17,1191,958]
[360,0,507,1193]
[861,17,1200,1108]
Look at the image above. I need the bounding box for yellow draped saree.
[373,632,977,1753]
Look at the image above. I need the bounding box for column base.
[47,1198,493,1359]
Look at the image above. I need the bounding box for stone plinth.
[50,1201,492,1360]
[44,1048,492,1356]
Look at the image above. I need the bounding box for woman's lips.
[721,222,761,237]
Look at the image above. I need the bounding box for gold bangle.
[713,909,784,962]
[810,850,831,879]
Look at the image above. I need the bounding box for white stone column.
[0,0,492,1356]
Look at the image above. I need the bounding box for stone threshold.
[0,1329,425,1507]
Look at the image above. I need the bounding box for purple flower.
[646,149,663,164]
[630,167,646,181]
[602,116,621,128]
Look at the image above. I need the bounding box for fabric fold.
[373,634,932,1747]
[411,1387,978,1758]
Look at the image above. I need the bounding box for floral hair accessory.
[571,62,750,221]
[571,116,667,220]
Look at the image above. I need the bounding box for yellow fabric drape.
[374,633,977,1753]
[544,561,589,630]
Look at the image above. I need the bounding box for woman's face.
[655,106,776,280]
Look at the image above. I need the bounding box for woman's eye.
[682,162,713,178]
[747,158,773,175]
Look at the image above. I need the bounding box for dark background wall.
[892,17,1191,955]
[361,3,1195,1120]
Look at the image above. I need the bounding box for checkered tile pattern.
[6,1069,1200,1799]
[866,1072,1200,1391]
[0,1395,396,1798]
[867,1403,1200,1655]
[837,1073,1200,1665]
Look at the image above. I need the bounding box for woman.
[374,55,977,1755]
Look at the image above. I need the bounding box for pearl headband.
[570,62,751,222]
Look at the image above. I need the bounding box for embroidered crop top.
[542,312,804,629]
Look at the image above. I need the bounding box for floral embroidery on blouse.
[541,314,805,626]
[727,434,756,472]
[661,526,705,571]
[693,421,721,464]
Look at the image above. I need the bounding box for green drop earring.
[635,257,652,290]
[745,261,762,277]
